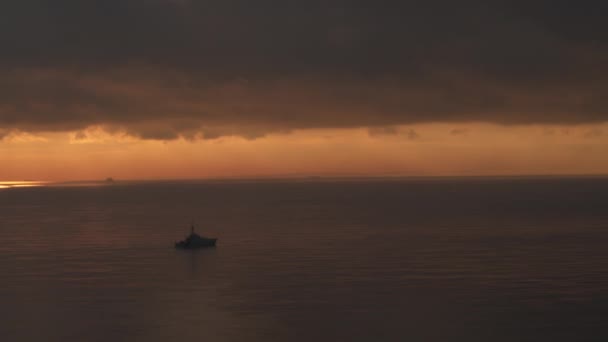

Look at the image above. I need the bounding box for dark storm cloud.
[1,0,608,139]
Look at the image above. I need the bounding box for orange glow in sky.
[1,123,608,181]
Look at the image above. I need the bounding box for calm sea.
[1,177,608,341]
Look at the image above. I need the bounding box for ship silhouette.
[174,224,217,249]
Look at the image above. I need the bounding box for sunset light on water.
[0,181,47,189]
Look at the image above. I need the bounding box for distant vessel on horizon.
[175,225,217,249]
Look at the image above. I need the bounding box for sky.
[1,1,608,180]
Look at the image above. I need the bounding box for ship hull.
[174,238,217,249]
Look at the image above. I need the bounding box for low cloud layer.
[2,1,608,139]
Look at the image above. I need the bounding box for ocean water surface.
[1,177,608,341]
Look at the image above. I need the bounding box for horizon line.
[3,172,608,185]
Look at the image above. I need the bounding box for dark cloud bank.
[1,0,608,139]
